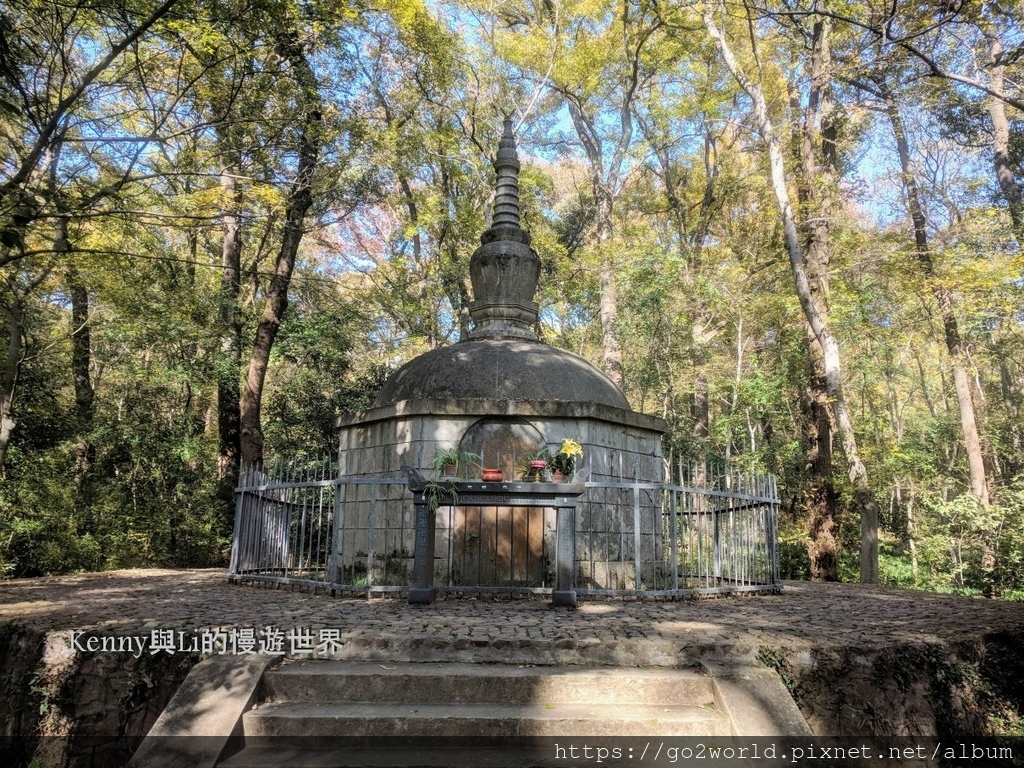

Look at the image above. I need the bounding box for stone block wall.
[333,399,666,591]
[336,399,665,481]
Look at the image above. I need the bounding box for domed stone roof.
[373,121,630,413]
[372,338,630,410]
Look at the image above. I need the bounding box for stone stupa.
[337,119,665,484]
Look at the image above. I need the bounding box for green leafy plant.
[431,448,480,478]
[423,478,458,512]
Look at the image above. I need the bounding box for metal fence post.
[228,465,247,575]
[329,478,343,588]
[713,505,722,584]
[632,479,642,594]
[669,487,678,592]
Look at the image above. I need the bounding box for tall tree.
[702,0,880,582]
[481,0,666,387]
[632,34,734,460]
[239,25,324,466]
[788,18,844,581]
[217,139,243,512]
[0,0,182,472]
[351,11,478,349]
[863,70,991,507]
[555,0,663,388]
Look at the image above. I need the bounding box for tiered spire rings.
[467,119,541,340]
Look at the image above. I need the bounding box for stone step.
[263,661,715,707]
[216,662,742,767]
[241,700,731,742]
[289,635,757,667]
[219,745,633,768]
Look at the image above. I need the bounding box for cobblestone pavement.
[2,570,1023,663]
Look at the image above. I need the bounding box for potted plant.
[518,449,552,482]
[432,448,480,478]
[549,438,583,482]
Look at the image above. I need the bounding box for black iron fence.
[229,457,779,598]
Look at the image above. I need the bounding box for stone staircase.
[129,655,809,768]
[216,661,733,767]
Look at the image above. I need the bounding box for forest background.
[1,0,1022,595]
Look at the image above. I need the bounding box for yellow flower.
[559,438,583,458]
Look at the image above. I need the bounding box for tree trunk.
[239,32,322,466]
[907,505,919,583]
[399,175,442,349]
[565,99,625,388]
[876,73,990,507]
[998,352,1022,460]
[704,5,880,582]
[692,366,710,447]
[67,263,95,487]
[217,163,243,524]
[792,20,843,581]
[0,289,24,474]
[598,251,623,387]
[986,35,1024,248]
[803,342,841,581]
[593,159,624,388]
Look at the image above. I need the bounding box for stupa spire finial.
[466,119,541,341]
[491,117,521,228]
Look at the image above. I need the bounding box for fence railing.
[229,458,779,598]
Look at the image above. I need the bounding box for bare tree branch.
[748,3,1024,112]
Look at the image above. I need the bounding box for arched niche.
[458,417,546,479]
